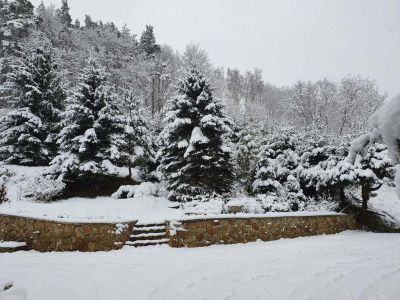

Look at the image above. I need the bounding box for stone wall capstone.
[167,214,357,248]
[0,214,136,252]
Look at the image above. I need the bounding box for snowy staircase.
[0,241,28,253]
[125,223,169,247]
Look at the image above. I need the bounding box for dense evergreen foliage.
[159,68,235,202]
[0,44,65,164]
[47,58,122,182]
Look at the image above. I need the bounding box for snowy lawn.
[0,196,183,224]
[1,231,400,300]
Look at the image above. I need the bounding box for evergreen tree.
[0,0,35,103]
[47,58,122,183]
[0,0,34,54]
[0,108,47,165]
[116,90,154,178]
[57,0,72,27]
[0,45,65,164]
[159,68,235,202]
[349,140,395,210]
[139,25,160,56]
[84,15,97,29]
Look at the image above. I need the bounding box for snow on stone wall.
[167,215,357,247]
[0,214,136,252]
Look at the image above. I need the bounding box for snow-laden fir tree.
[116,90,154,178]
[139,25,160,56]
[57,0,72,27]
[0,108,47,165]
[252,129,306,211]
[47,57,123,185]
[0,44,65,164]
[347,135,395,210]
[234,98,261,194]
[159,68,235,202]
[0,0,35,101]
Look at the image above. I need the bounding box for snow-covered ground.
[1,231,400,300]
[0,165,183,223]
[0,195,182,224]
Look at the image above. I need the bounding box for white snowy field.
[1,231,400,300]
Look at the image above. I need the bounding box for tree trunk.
[361,183,370,211]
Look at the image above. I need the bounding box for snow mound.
[111,182,159,199]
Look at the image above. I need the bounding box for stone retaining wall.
[0,214,136,252]
[167,214,357,248]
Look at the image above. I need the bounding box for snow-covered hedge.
[18,177,65,202]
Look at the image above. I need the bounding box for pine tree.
[139,25,160,56]
[0,45,65,164]
[234,98,261,193]
[350,141,395,210]
[159,68,235,202]
[57,0,72,27]
[0,0,35,102]
[252,129,306,211]
[116,90,154,178]
[0,108,47,165]
[47,58,122,184]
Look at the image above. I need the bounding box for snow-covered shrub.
[257,195,292,212]
[0,163,14,186]
[0,164,13,204]
[19,176,65,202]
[111,182,159,199]
[182,195,225,215]
[224,198,264,214]
[251,127,371,211]
[252,129,307,211]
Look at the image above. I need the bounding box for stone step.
[135,223,166,228]
[130,233,167,241]
[0,241,28,253]
[125,238,169,247]
[133,227,166,235]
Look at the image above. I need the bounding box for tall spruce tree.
[0,0,35,103]
[116,90,154,178]
[159,68,235,202]
[57,0,72,27]
[0,108,47,165]
[47,57,122,184]
[0,45,65,165]
[139,25,160,56]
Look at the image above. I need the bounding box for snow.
[0,241,26,248]
[0,231,400,300]
[111,182,159,199]
[0,196,182,224]
[370,184,400,225]
[370,94,400,163]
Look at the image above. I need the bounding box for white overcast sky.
[32,0,400,97]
